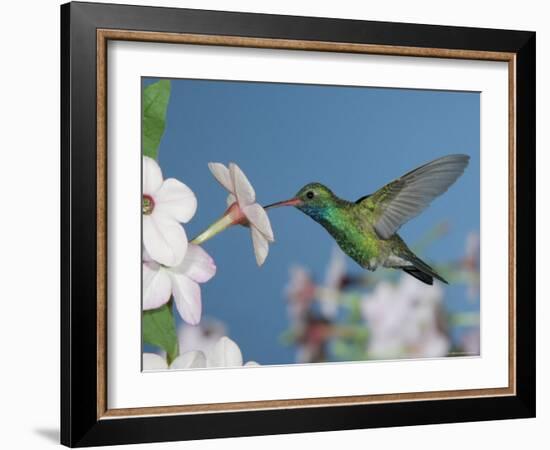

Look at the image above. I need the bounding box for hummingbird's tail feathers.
[401,253,448,286]
[402,267,435,285]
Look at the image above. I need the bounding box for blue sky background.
[144,77,480,365]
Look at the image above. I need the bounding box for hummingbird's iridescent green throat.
[265,154,470,286]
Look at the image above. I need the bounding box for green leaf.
[142,80,171,159]
[143,300,179,364]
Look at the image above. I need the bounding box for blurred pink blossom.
[318,247,347,319]
[463,232,480,299]
[285,265,317,321]
[295,314,332,364]
[461,329,480,355]
[177,319,227,356]
[361,275,450,359]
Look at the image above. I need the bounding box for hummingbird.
[266,154,470,285]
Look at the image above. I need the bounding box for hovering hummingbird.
[266,154,470,285]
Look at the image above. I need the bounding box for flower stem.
[190,213,235,245]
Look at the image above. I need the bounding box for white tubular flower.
[142,156,197,267]
[142,350,206,371]
[142,336,258,371]
[143,244,216,325]
[142,353,170,370]
[206,336,259,368]
[192,162,274,266]
[170,351,207,369]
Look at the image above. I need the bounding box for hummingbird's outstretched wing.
[357,154,470,239]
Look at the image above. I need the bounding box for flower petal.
[319,295,338,320]
[143,214,188,267]
[177,244,216,283]
[142,245,153,263]
[142,353,168,370]
[226,193,237,208]
[208,162,234,193]
[171,273,202,325]
[142,262,171,310]
[207,336,243,368]
[143,156,163,195]
[170,351,207,369]
[154,178,197,223]
[250,226,269,266]
[243,203,274,241]
[229,163,255,206]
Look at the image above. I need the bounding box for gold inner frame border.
[96,29,517,420]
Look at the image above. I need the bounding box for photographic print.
[141,77,481,370]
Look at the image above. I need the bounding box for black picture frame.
[61,1,535,447]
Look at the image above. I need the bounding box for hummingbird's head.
[264,183,337,221]
[294,183,336,208]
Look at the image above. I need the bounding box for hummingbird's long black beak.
[263,197,303,210]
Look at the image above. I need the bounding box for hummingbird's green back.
[293,184,388,269]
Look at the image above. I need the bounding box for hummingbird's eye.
[306,191,315,199]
